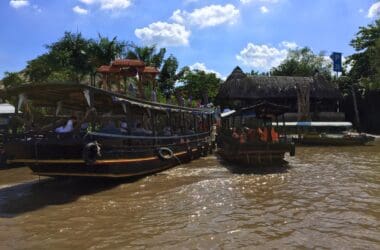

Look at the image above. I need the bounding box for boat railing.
[2,130,211,148]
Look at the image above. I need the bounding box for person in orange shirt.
[259,127,269,142]
[247,128,256,142]
[239,129,247,144]
[257,127,264,141]
[271,127,279,142]
[232,128,239,140]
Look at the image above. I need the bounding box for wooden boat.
[282,122,375,146]
[218,101,295,166]
[0,84,214,177]
[0,103,16,166]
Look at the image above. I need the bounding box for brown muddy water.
[0,143,379,249]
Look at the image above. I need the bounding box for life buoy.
[82,141,101,165]
[158,147,174,160]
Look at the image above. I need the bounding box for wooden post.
[137,73,146,99]
[351,85,361,131]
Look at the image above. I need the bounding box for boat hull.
[4,134,210,178]
[295,135,375,146]
[217,135,293,167]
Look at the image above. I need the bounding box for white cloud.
[240,0,279,4]
[135,22,190,47]
[100,0,131,10]
[170,4,240,28]
[260,6,269,13]
[9,0,29,8]
[236,41,298,70]
[190,62,224,79]
[281,41,298,50]
[367,2,380,18]
[75,0,132,12]
[184,0,198,4]
[79,0,95,4]
[73,5,88,15]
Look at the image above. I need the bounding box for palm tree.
[126,45,166,68]
[126,45,166,98]
[88,34,127,86]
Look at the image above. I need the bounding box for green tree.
[47,32,92,83]
[178,69,222,104]
[348,19,380,85]
[271,47,332,79]
[126,45,166,68]
[1,71,24,88]
[158,55,182,97]
[126,45,167,98]
[88,34,127,85]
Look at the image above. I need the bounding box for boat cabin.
[218,101,295,166]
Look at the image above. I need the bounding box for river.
[0,142,379,249]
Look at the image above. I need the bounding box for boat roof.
[221,109,236,117]
[0,103,15,114]
[222,101,289,118]
[279,121,353,127]
[0,83,213,114]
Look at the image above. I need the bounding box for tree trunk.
[351,85,361,131]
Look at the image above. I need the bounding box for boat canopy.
[0,103,15,114]
[0,83,213,115]
[277,121,353,127]
[222,101,289,119]
[220,109,236,118]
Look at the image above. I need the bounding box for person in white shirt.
[55,116,77,133]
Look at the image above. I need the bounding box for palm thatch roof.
[217,67,341,100]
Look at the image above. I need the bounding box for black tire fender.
[157,147,174,160]
[83,141,101,165]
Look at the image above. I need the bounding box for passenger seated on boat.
[258,127,270,142]
[80,122,89,133]
[239,129,247,144]
[120,121,128,134]
[133,123,153,136]
[185,126,195,135]
[247,128,256,142]
[232,128,239,140]
[271,127,279,142]
[100,120,120,134]
[55,116,77,133]
[163,126,172,136]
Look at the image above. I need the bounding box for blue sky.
[1,0,379,79]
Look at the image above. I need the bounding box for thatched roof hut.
[216,67,343,121]
[217,67,340,101]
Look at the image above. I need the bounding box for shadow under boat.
[0,176,142,218]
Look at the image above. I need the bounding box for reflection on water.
[0,143,379,249]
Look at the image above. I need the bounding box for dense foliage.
[0,31,222,106]
[178,69,222,105]
[347,19,380,90]
[270,47,332,79]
